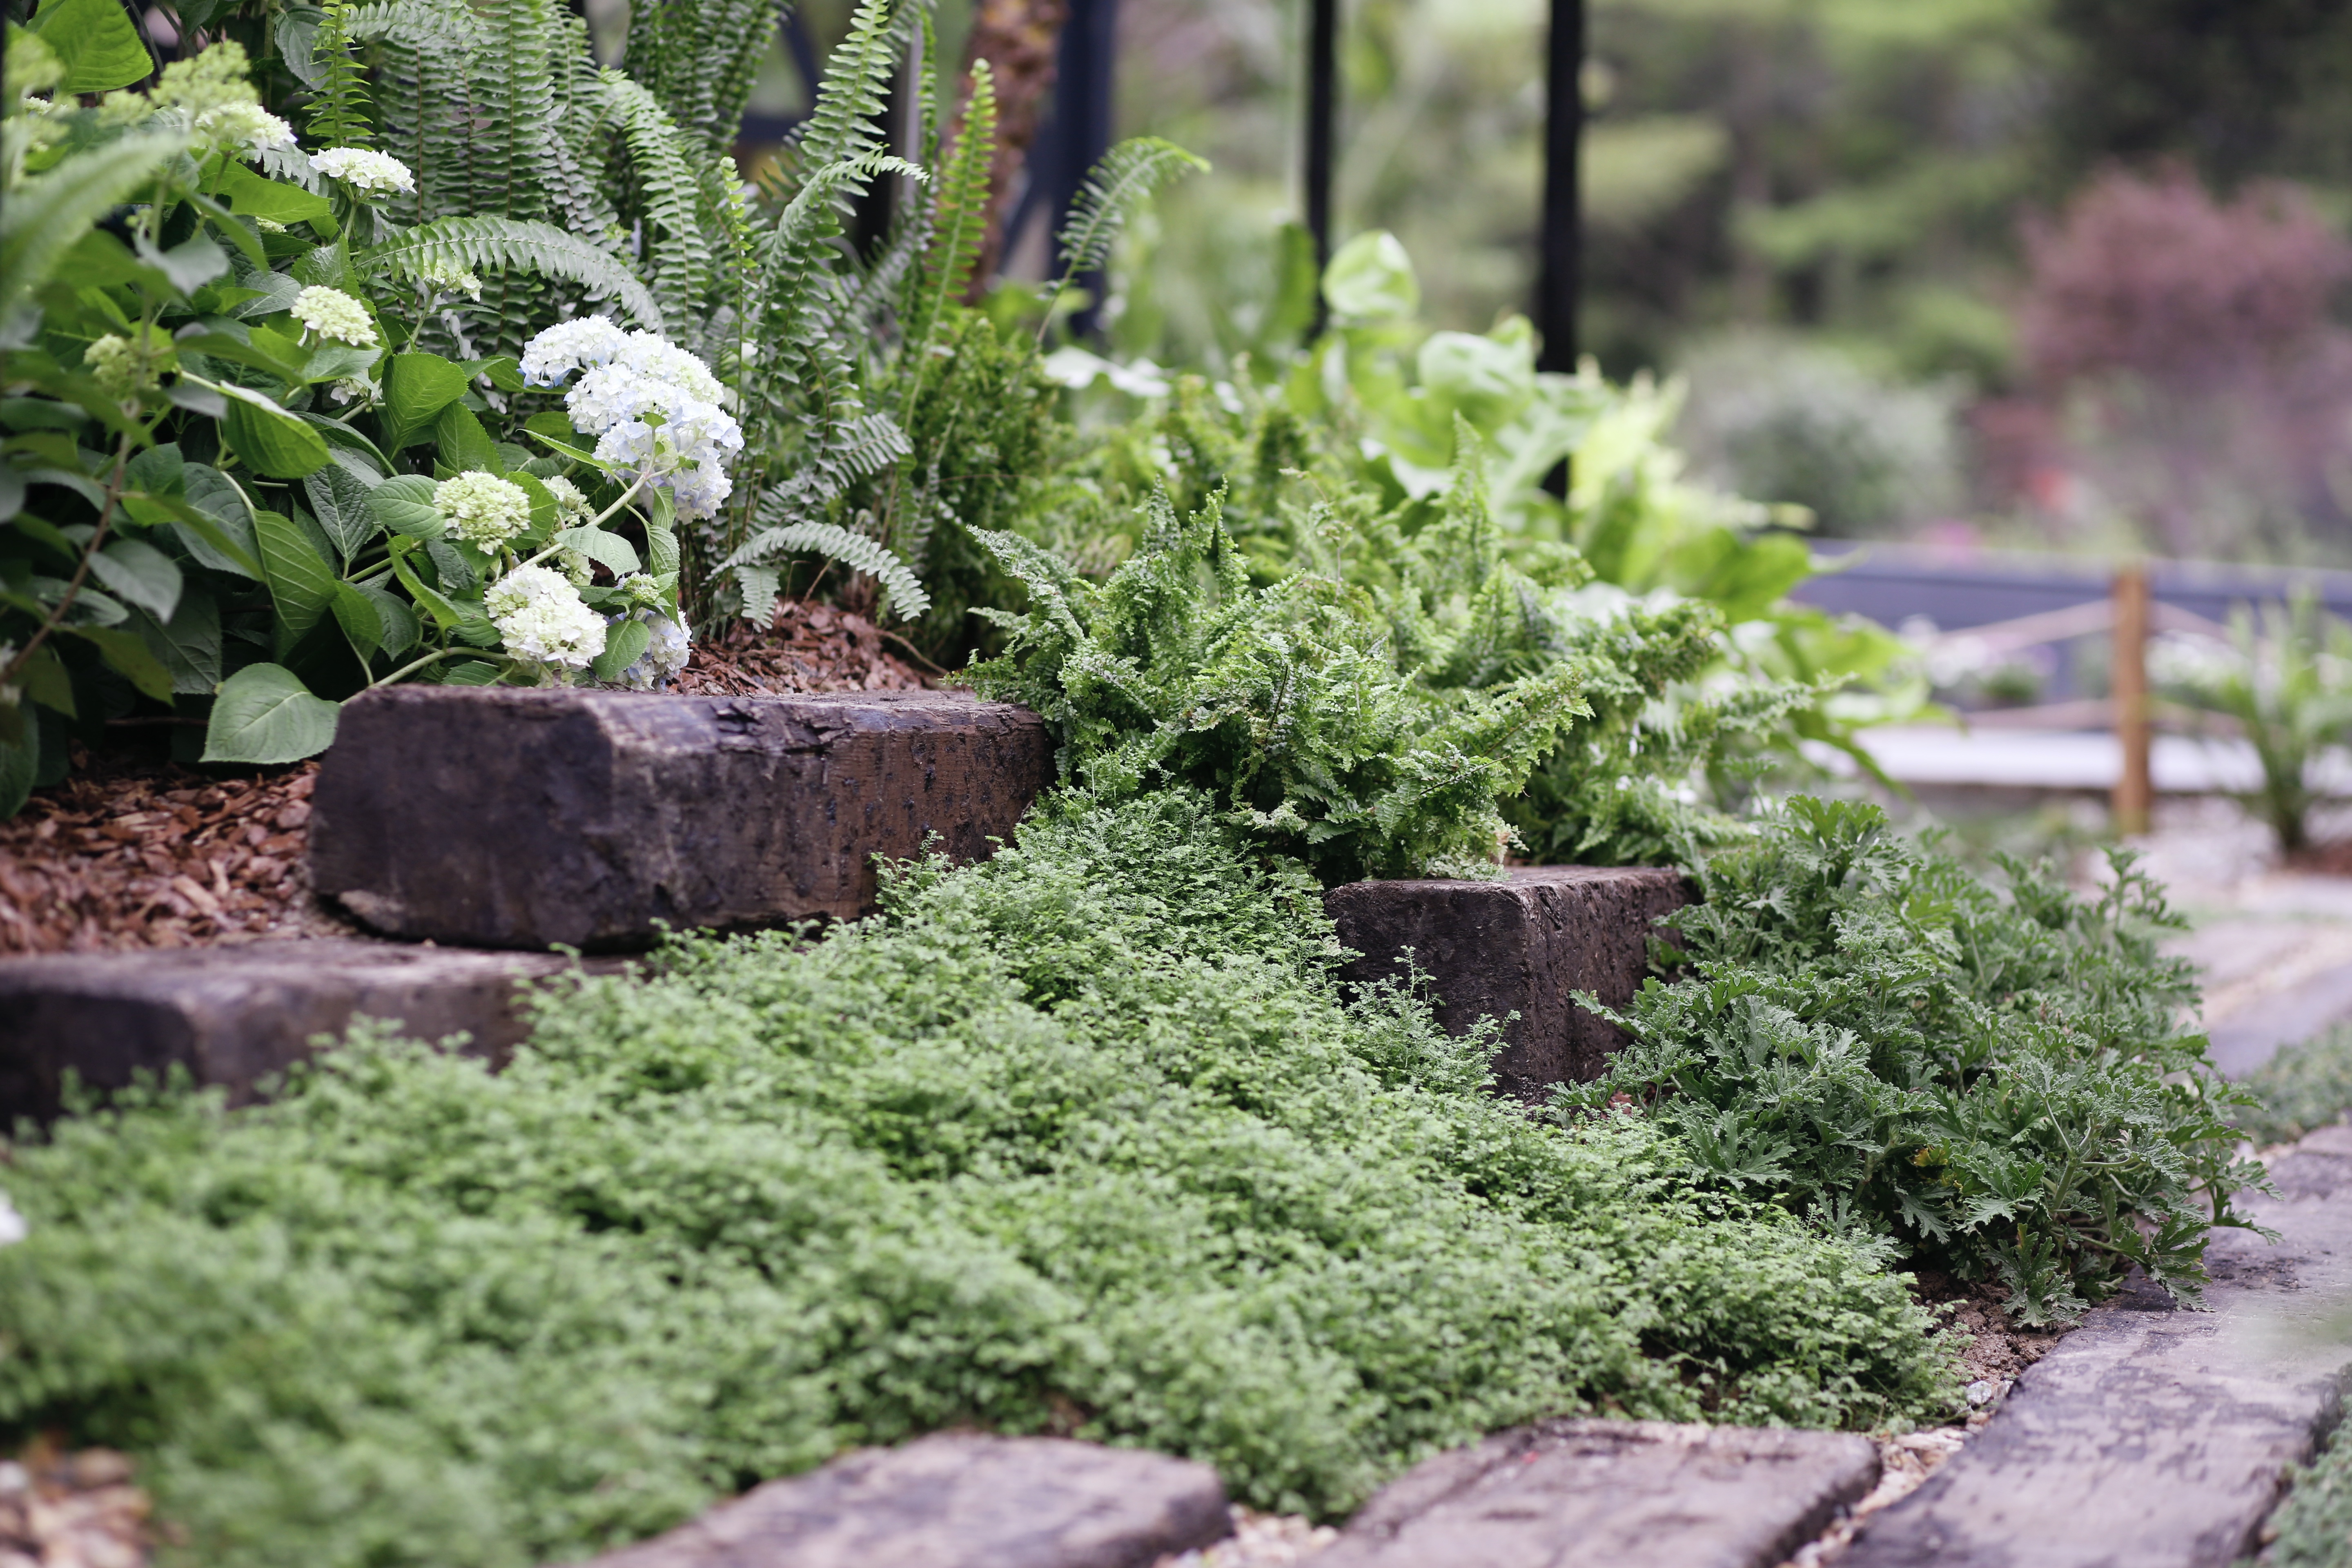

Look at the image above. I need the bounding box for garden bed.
[0,604,922,956]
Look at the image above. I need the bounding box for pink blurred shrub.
[2007,167,2352,557]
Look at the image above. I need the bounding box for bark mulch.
[675,598,932,696]
[0,752,334,956]
[0,601,933,954]
[1,1442,151,1568]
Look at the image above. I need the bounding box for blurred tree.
[2048,0,2352,189]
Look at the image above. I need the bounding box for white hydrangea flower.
[486,564,606,668]
[197,101,295,158]
[521,320,743,522]
[604,607,691,690]
[543,474,592,522]
[414,259,483,300]
[292,286,377,347]
[310,146,416,196]
[434,472,532,549]
[0,1187,23,1248]
[520,315,631,387]
[328,375,374,405]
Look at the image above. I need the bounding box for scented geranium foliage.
[1564,797,2265,1324]
[0,790,1957,1567]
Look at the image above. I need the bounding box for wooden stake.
[2112,565,2152,836]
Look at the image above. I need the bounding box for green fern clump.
[1564,798,2265,1325]
[0,791,1956,1563]
[964,484,1589,884]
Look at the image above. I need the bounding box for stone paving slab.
[310,687,1055,950]
[1313,1419,1878,1568]
[1325,867,1689,1098]
[1842,1126,2352,1568]
[0,939,602,1124]
[574,1434,1229,1568]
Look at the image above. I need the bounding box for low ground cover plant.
[1567,798,2264,1323]
[2232,1022,2352,1148]
[0,790,1957,1567]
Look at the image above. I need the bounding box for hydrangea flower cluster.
[433,472,532,550]
[542,475,592,523]
[311,147,416,197]
[604,605,692,691]
[520,317,742,522]
[83,327,172,400]
[292,286,377,347]
[486,566,606,670]
[414,259,483,300]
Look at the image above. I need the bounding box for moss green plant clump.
[2254,1403,2352,1568]
[1568,797,2265,1325]
[0,791,1956,1567]
[2233,1023,2352,1149]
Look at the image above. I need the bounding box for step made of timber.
[1843,1123,2352,1568]
[0,939,603,1124]
[1315,1419,1878,1568]
[1325,866,1690,1098]
[309,687,1056,950]
[571,1434,1229,1568]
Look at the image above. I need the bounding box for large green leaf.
[253,508,339,646]
[178,463,265,578]
[87,538,184,623]
[202,662,340,764]
[64,624,174,701]
[554,526,639,576]
[590,617,651,683]
[380,353,471,451]
[29,0,153,92]
[1324,231,1420,324]
[217,160,337,227]
[303,463,379,564]
[432,403,500,476]
[215,382,332,478]
[0,133,185,316]
[367,474,445,540]
[330,581,383,659]
[132,588,223,695]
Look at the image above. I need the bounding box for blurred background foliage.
[715,0,2352,558]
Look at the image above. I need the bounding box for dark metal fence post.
[1305,0,1339,336]
[1536,0,1583,375]
[1003,0,1120,337]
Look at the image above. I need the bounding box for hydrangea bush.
[0,29,706,788]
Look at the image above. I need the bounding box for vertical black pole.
[1054,0,1121,338]
[1304,0,1339,335]
[1536,0,1582,374]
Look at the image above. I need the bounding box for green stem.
[512,477,644,575]
[366,646,514,690]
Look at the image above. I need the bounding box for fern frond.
[361,216,664,328]
[728,520,932,621]
[623,0,775,155]
[904,58,994,364]
[307,0,376,148]
[1039,136,1209,330]
[793,0,913,172]
[605,74,718,327]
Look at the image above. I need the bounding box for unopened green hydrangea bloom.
[292,287,377,347]
[83,327,172,400]
[434,472,532,549]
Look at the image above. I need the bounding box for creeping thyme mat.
[0,790,1958,1568]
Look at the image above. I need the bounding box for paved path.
[1841,1126,2352,1568]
